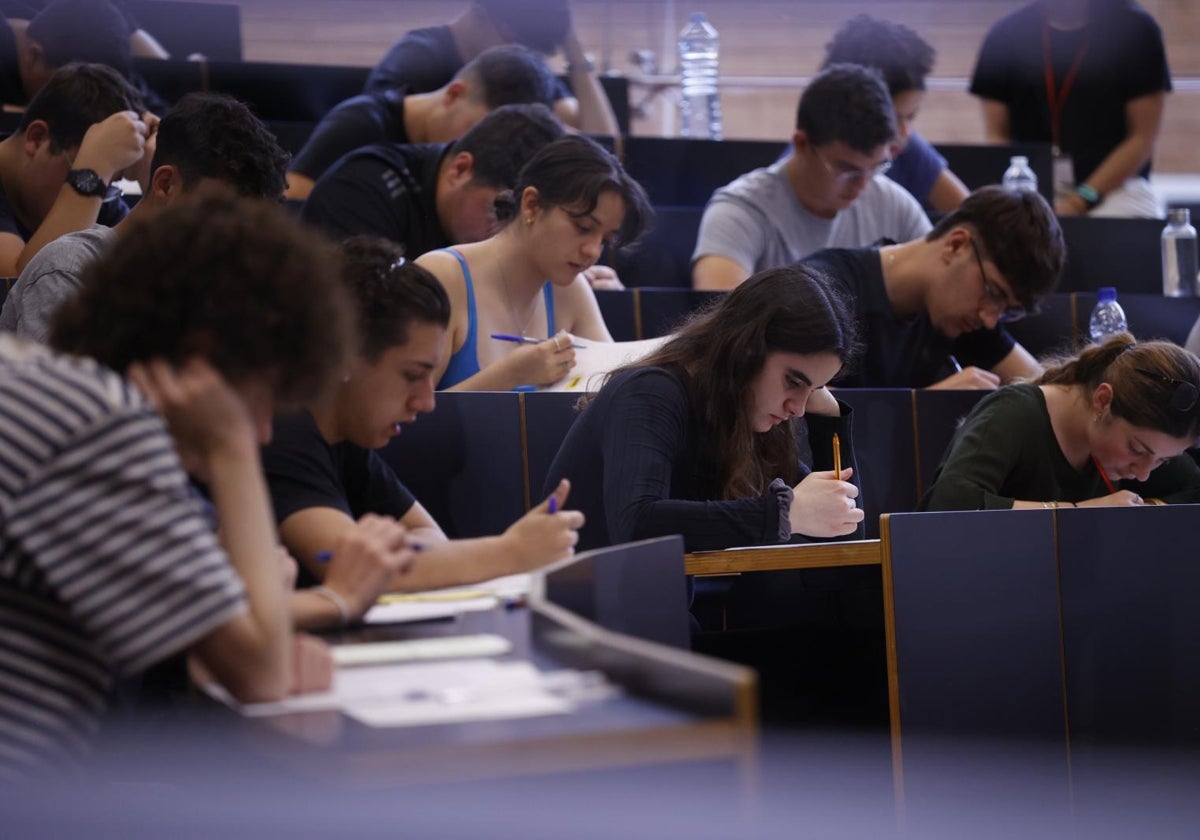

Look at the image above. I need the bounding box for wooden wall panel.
[161,0,1200,172]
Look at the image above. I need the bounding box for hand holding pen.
[491,331,580,387]
[499,478,586,571]
[311,514,419,622]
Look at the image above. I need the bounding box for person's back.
[0,92,290,341]
[691,64,931,291]
[301,103,563,255]
[286,44,558,200]
[0,190,351,776]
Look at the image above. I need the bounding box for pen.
[490,333,586,349]
[315,542,424,563]
[832,432,842,478]
[948,355,963,373]
[547,496,558,514]
[1091,454,1117,495]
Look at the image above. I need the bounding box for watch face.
[67,169,108,198]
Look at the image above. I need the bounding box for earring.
[525,215,534,226]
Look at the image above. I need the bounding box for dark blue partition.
[266,120,317,156]
[594,289,638,341]
[884,510,1066,739]
[613,205,703,289]
[205,61,371,122]
[637,288,721,339]
[834,389,918,537]
[1006,292,1078,360]
[521,391,584,510]
[131,58,206,106]
[622,137,782,207]
[1112,293,1200,345]
[1058,217,1165,294]
[376,392,524,539]
[0,276,11,308]
[913,389,990,498]
[1057,505,1200,744]
[934,142,1054,206]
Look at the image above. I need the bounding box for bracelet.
[311,584,350,627]
[1075,183,1101,210]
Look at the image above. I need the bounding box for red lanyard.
[1042,20,1090,152]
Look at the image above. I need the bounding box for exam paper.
[543,336,670,392]
[362,596,497,625]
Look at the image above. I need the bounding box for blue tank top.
[436,248,557,389]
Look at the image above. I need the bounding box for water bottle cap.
[1097,286,1118,302]
[689,11,707,22]
[1168,207,1191,225]
[1010,156,1028,166]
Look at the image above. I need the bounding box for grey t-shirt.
[691,158,932,273]
[0,226,115,342]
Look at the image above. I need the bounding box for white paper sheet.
[362,596,498,625]
[331,633,512,667]
[543,336,670,392]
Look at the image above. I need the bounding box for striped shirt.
[0,336,246,777]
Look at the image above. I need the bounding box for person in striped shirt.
[0,189,356,776]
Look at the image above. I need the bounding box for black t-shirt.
[300,141,450,256]
[289,87,409,181]
[261,410,416,585]
[970,0,1170,182]
[803,247,1015,388]
[365,24,570,100]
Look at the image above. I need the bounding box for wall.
[181,0,1200,172]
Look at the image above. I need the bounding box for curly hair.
[492,134,652,249]
[338,237,451,361]
[598,264,861,500]
[928,185,1065,311]
[796,64,896,155]
[49,188,351,408]
[151,93,290,200]
[1038,334,1200,440]
[822,15,935,97]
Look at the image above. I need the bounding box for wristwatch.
[1075,183,1102,210]
[65,168,109,198]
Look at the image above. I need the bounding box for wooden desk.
[686,539,881,576]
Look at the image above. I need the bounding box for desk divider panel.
[1109,293,1200,345]
[376,391,524,539]
[0,276,11,308]
[636,289,723,339]
[622,137,783,207]
[836,389,919,537]
[911,390,990,500]
[934,142,1054,206]
[612,205,704,289]
[520,391,585,511]
[204,60,371,122]
[1007,292,1080,360]
[1058,217,1165,294]
[594,289,639,341]
[1056,506,1200,744]
[882,510,1067,741]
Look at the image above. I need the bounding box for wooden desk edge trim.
[685,540,881,576]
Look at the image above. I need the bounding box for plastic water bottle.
[1089,287,1128,344]
[1161,208,1198,297]
[677,12,722,140]
[1002,155,1038,193]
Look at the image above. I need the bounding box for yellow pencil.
[832,433,842,478]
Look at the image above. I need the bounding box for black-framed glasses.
[969,238,1027,323]
[812,146,892,185]
[1134,367,1200,412]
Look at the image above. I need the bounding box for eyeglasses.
[969,238,1027,323]
[1134,367,1200,412]
[812,146,892,186]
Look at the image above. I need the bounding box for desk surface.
[686,539,881,576]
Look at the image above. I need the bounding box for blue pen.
[547,496,558,514]
[314,542,424,563]
[490,333,586,349]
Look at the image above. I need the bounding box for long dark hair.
[604,265,860,499]
[1038,333,1200,440]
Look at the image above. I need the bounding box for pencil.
[832,433,842,478]
[1091,454,1116,494]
